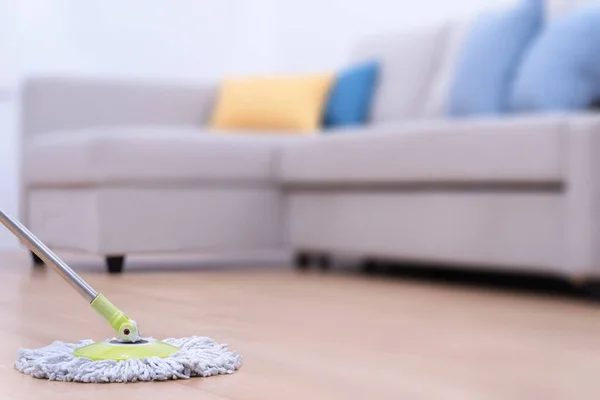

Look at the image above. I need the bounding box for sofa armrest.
[20,76,217,137]
[565,113,600,279]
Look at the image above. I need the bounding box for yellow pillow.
[210,74,334,132]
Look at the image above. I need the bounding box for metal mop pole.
[0,209,139,341]
[0,209,97,301]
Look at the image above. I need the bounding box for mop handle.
[0,209,98,302]
[0,209,140,341]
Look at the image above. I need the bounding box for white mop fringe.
[14,336,243,383]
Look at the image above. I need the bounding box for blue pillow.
[511,4,600,111]
[323,61,379,128]
[448,0,543,116]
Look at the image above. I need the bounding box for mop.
[0,210,243,383]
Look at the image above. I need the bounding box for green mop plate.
[73,339,179,361]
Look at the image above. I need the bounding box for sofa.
[18,16,600,289]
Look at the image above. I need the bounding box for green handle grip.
[90,294,139,341]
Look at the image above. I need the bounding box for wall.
[15,0,517,81]
[17,0,278,82]
[270,0,516,72]
[0,0,19,249]
[0,100,19,250]
[0,0,514,249]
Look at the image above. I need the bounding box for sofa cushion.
[210,74,334,132]
[279,116,567,185]
[323,61,380,128]
[420,20,473,118]
[23,127,285,186]
[350,23,449,122]
[448,0,543,116]
[511,4,600,112]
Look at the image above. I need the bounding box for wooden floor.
[1,251,600,399]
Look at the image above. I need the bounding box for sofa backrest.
[351,2,599,124]
[419,21,472,119]
[21,77,217,137]
[350,22,456,123]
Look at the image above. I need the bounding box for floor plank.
[0,250,600,399]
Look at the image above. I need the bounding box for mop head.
[14,336,242,383]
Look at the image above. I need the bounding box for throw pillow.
[447,0,544,116]
[210,74,334,132]
[511,4,600,111]
[323,61,380,128]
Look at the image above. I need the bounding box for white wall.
[270,0,515,72]
[16,0,278,82]
[0,0,19,249]
[0,0,513,249]
[0,99,19,250]
[16,0,516,78]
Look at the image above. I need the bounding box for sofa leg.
[361,259,379,274]
[31,251,44,267]
[106,256,125,274]
[581,281,600,302]
[294,252,312,271]
[317,254,332,271]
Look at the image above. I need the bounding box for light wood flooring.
[0,250,600,399]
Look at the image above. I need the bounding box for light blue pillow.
[511,4,600,111]
[323,61,379,128]
[448,0,543,116]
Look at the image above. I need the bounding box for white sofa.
[20,78,289,272]
[18,20,600,287]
